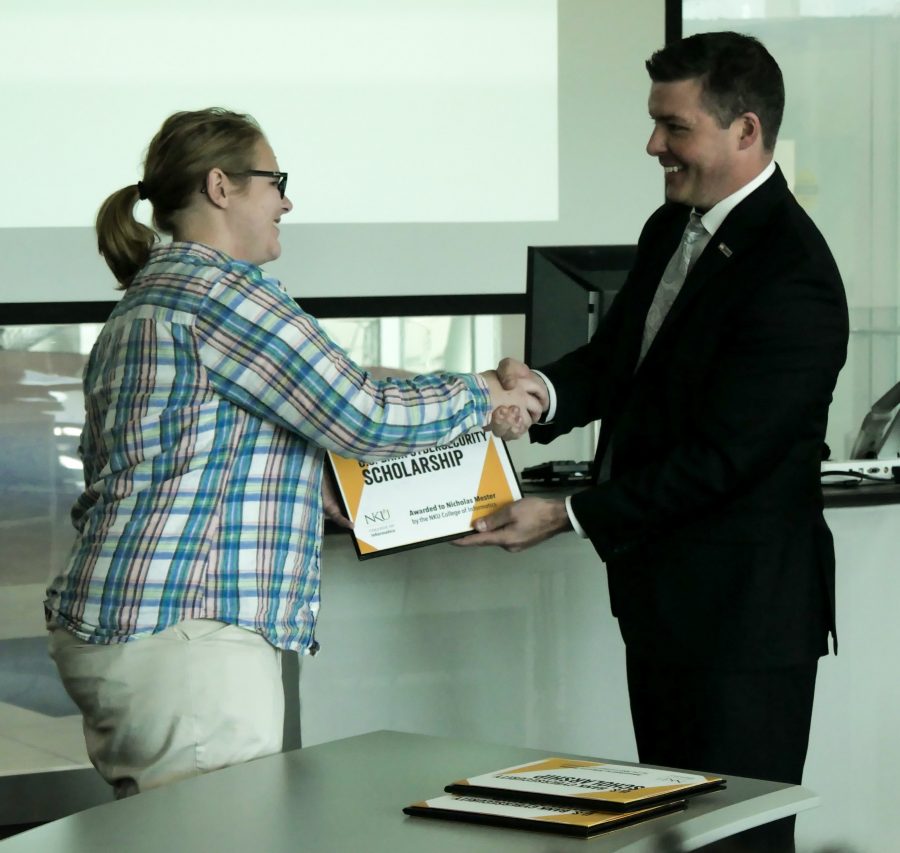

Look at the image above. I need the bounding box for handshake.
[479,358,549,441]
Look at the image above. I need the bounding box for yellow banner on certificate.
[327,432,521,559]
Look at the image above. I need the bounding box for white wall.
[0,0,663,304]
[3,0,558,231]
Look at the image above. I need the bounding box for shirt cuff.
[531,369,557,423]
[468,372,495,428]
[565,495,588,538]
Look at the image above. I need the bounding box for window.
[0,315,510,590]
[684,1,900,458]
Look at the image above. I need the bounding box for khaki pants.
[48,619,286,798]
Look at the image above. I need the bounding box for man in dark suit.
[457,31,849,852]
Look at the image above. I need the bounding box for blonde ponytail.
[96,184,158,289]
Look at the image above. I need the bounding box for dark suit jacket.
[532,166,849,668]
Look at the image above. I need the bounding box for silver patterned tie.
[598,212,709,482]
[638,212,708,365]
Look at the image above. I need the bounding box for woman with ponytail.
[45,108,544,798]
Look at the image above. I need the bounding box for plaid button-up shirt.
[46,242,489,652]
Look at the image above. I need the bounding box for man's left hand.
[453,497,572,552]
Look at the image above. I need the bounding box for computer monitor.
[525,245,636,367]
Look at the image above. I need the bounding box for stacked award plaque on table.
[403,757,725,838]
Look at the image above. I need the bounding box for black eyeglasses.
[243,170,289,198]
[200,170,289,198]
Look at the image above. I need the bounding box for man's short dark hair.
[646,31,784,151]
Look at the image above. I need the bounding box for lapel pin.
[718,243,733,258]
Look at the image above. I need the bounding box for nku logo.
[364,509,391,524]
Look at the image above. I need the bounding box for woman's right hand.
[479,361,548,439]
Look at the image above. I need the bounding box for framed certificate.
[327,431,521,559]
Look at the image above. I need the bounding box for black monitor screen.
[525,245,636,368]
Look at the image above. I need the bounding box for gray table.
[0,731,818,853]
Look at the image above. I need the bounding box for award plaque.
[327,431,521,559]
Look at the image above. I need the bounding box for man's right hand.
[497,358,550,409]
[483,358,549,441]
